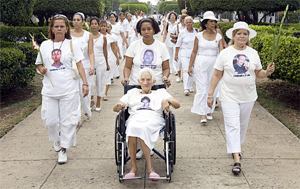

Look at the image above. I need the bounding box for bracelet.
[82,83,89,87]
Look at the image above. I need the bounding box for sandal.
[148,171,160,181]
[232,162,241,176]
[124,172,138,180]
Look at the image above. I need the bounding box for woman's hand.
[89,65,95,75]
[188,66,193,76]
[82,84,89,97]
[115,103,127,112]
[163,76,171,87]
[36,65,47,75]
[174,55,178,62]
[121,78,129,86]
[207,96,213,108]
[116,58,120,65]
[162,99,170,113]
[106,64,110,71]
[266,63,275,76]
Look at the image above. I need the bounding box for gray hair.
[138,68,155,82]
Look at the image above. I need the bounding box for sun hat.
[225,21,257,39]
[201,11,218,22]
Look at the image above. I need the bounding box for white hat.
[201,11,218,22]
[226,21,257,39]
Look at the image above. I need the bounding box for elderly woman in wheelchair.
[113,68,180,180]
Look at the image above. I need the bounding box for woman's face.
[140,22,154,39]
[233,29,249,46]
[139,72,154,92]
[107,25,112,33]
[90,20,99,32]
[99,23,107,33]
[206,20,217,30]
[52,19,67,38]
[185,18,193,30]
[73,15,83,28]
[110,15,116,23]
[169,14,176,22]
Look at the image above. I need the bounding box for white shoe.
[189,89,194,93]
[53,141,61,152]
[95,107,101,112]
[58,148,67,164]
[207,114,213,120]
[136,150,154,159]
[200,119,207,126]
[184,90,190,96]
[176,77,181,83]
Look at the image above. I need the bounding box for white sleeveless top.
[93,33,106,65]
[196,32,222,57]
[71,30,90,68]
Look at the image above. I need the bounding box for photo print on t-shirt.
[50,49,66,71]
[233,54,250,77]
[137,96,153,110]
[140,49,157,69]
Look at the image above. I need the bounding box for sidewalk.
[1,76,299,189]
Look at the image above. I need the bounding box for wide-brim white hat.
[226,21,257,39]
[201,11,218,22]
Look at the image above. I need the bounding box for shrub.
[0,25,48,44]
[0,0,36,26]
[120,3,149,14]
[0,48,35,90]
[252,34,300,84]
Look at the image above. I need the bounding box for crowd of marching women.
[35,9,275,176]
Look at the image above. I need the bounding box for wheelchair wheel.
[114,114,122,167]
[170,113,176,165]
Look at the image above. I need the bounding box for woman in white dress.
[90,18,110,111]
[71,12,95,120]
[113,68,180,179]
[175,16,197,96]
[162,12,180,80]
[188,11,224,125]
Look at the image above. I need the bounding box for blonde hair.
[184,16,193,23]
[229,29,250,46]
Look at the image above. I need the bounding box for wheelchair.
[114,84,176,182]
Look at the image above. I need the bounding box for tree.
[189,0,300,23]
[158,1,179,14]
[0,0,36,26]
[34,0,105,23]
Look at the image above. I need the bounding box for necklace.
[52,39,65,52]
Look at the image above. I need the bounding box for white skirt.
[126,110,165,150]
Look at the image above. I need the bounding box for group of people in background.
[35,8,275,177]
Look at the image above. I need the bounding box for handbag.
[70,40,80,80]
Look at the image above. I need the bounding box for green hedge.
[0,48,35,90]
[252,34,300,84]
[120,3,149,14]
[0,25,48,44]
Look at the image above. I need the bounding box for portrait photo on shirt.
[137,96,152,110]
[51,49,64,69]
[140,49,157,69]
[233,54,250,77]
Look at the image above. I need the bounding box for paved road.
[1,74,299,189]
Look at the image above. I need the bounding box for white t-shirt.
[120,88,172,116]
[175,28,197,57]
[214,46,262,103]
[35,39,84,97]
[125,39,170,85]
[71,30,90,68]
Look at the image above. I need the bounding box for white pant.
[79,68,94,117]
[95,63,107,97]
[41,92,80,149]
[167,46,178,74]
[191,55,216,115]
[221,101,255,153]
[180,56,193,91]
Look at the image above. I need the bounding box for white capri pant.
[191,55,216,115]
[79,68,94,117]
[180,56,193,91]
[167,46,179,74]
[41,92,80,149]
[221,101,255,153]
[95,63,107,97]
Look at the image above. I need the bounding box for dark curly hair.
[136,17,160,35]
